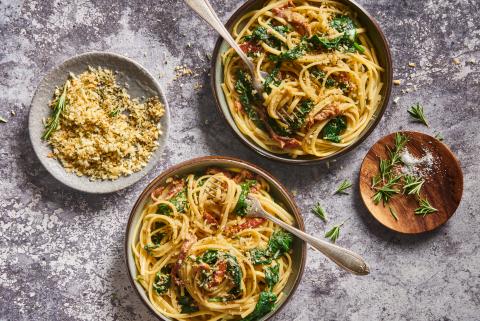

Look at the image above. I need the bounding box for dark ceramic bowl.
[125,156,307,321]
[211,0,393,164]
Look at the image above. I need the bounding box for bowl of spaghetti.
[125,156,306,321]
[211,0,392,163]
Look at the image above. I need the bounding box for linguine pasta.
[221,0,384,158]
[132,168,295,321]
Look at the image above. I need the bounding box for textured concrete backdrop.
[1,0,479,320]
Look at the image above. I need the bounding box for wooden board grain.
[359,131,463,234]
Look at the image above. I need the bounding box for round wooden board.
[359,131,463,234]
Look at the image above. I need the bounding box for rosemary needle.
[388,206,399,221]
[311,202,327,222]
[407,103,429,127]
[324,218,350,243]
[334,179,352,195]
[42,81,69,140]
[414,197,438,216]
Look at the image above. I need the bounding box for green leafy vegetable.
[157,188,188,215]
[235,70,263,127]
[152,271,171,295]
[264,264,279,291]
[201,249,219,265]
[414,198,438,216]
[263,64,281,94]
[322,116,347,143]
[334,179,352,195]
[242,291,277,321]
[244,25,289,49]
[248,230,293,265]
[244,26,270,42]
[178,292,200,313]
[42,81,69,140]
[407,103,429,126]
[224,253,243,296]
[151,232,165,245]
[267,230,293,259]
[234,180,257,216]
[248,248,272,265]
[312,202,327,221]
[269,41,307,63]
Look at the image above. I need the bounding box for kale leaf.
[263,63,281,94]
[248,248,272,265]
[248,230,293,265]
[269,41,307,63]
[244,25,289,50]
[157,188,188,215]
[235,71,263,128]
[267,230,293,259]
[178,292,199,314]
[234,180,257,216]
[224,253,243,296]
[242,291,277,321]
[264,264,279,291]
[200,249,219,265]
[322,116,347,143]
[152,271,171,295]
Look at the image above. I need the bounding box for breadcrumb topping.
[46,67,165,180]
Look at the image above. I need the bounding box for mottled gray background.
[1,0,479,320]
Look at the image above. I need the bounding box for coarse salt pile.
[399,148,437,179]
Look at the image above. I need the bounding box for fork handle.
[264,213,370,275]
[184,0,256,75]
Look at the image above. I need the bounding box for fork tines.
[204,176,226,200]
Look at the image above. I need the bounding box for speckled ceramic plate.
[125,156,306,321]
[211,0,393,164]
[28,52,170,193]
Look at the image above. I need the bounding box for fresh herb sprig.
[403,175,424,196]
[324,218,350,243]
[42,81,69,140]
[372,175,402,205]
[388,206,399,221]
[334,179,352,195]
[414,198,438,216]
[311,202,327,221]
[408,103,429,127]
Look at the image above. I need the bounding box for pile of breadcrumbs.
[46,67,165,180]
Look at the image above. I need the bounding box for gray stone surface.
[0,0,479,320]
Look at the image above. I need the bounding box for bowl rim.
[124,155,307,321]
[210,0,393,164]
[28,51,170,193]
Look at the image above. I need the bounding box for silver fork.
[246,195,370,275]
[184,0,268,93]
[203,177,369,275]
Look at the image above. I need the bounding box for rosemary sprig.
[0,116,7,123]
[311,202,327,222]
[372,175,402,205]
[414,198,438,216]
[324,218,350,243]
[42,81,69,140]
[407,103,429,127]
[434,132,444,141]
[334,179,352,195]
[388,206,399,221]
[403,175,424,196]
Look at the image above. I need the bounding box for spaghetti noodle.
[132,168,295,321]
[221,0,384,158]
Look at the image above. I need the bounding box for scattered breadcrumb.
[468,58,476,64]
[408,62,416,68]
[174,65,194,80]
[11,110,16,116]
[452,57,461,65]
[393,96,400,104]
[194,82,203,91]
[46,67,165,181]
[0,116,7,123]
[393,79,402,85]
